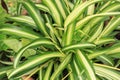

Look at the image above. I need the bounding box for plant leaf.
[6,16,37,29]
[64,0,102,27]
[62,22,76,46]
[94,64,120,80]
[8,52,64,79]
[42,0,63,27]
[62,43,96,51]
[36,4,50,13]
[50,53,72,80]
[75,49,96,80]
[14,38,54,68]
[0,24,40,39]
[22,0,48,36]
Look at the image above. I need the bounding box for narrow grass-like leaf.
[94,64,120,80]
[14,38,54,68]
[76,12,120,30]
[88,23,103,42]
[97,1,111,13]
[46,23,57,43]
[97,55,114,66]
[0,60,13,65]
[73,0,81,9]
[0,66,13,79]
[62,43,96,51]
[54,0,69,19]
[98,17,120,39]
[64,0,102,27]
[91,3,120,30]
[67,1,74,11]
[6,16,37,29]
[75,49,96,80]
[70,59,85,80]
[43,62,53,80]
[16,2,22,15]
[78,4,120,38]
[36,4,50,13]
[22,0,48,36]
[39,66,44,80]
[89,49,108,59]
[0,24,40,39]
[94,37,115,45]
[95,63,120,71]
[107,47,120,55]
[42,0,63,27]
[62,22,75,46]
[89,44,120,59]
[50,53,72,80]
[8,52,64,79]
[53,62,59,80]
[100,2,120,13]
[67,65,76,80]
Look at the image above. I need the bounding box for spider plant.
[1,0,120,80]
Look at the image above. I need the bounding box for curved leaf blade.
[14,38,54,68]
[50,53,72,80]
[8,52,64,79]
[0,24,40,39]
[95,64,120,80]
[62,22,76,46]
[75,49,96,80]
[54,0,69,19]
[62,43,96,51]
[6,16,37,29]
[22,0,48,36]
[43,62,53,80]
[64,0,102,27]
[42,0,63,27]
[36,4,50,13]
[76,12,120,30]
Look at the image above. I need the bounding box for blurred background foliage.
[2,0,41,15]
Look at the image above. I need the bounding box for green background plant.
[1,0,120,80]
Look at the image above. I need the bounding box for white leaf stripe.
[43,62,53,80]
[22,1,48,36]
[36,4,50,13]
[89,45,120,59]
[100,2,120,13]
[75,50,96,80]
[8,52,64,79]
[14,38,54,68]
[99,17,120,38]
[42,0,63,27]
[7,16,37,29]
[88,23,103,42]
[62,22,75,46]
[54,0,68,20]
[97,55,114,66]
[76,12,120,30]
[62,43,96,51]
[50,53,72,80]
[0,26,40,39]
[64,0,102,27]
[95,64,120,80]
[94,37,115,45]
[72,59,85,80]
